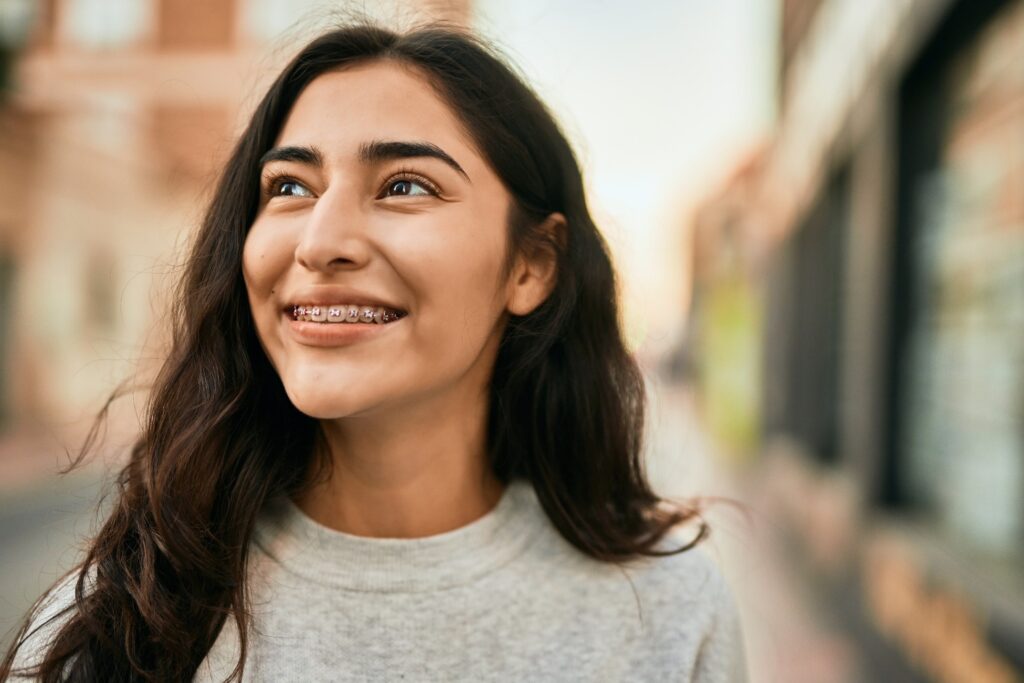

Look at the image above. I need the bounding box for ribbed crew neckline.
[252,478,544,593]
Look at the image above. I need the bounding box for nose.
[294,184,371,272]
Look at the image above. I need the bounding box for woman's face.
[243,60,519,419]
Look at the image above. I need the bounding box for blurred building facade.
[0,0,468,450]
[687,0,1024,680]
[686,148,771,462]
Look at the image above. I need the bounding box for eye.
[379,172,440,199]
[262,173,314,199]
[277,180,313,197]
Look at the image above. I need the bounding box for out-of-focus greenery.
[697,272,762,462]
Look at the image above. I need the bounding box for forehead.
[276,60,475,160]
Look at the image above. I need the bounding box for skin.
[242,59,564,538]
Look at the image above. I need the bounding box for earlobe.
[506,212,566,316]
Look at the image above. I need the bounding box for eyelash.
[259,171,299,199]
[382,166,442,197]
[260,168,442,200]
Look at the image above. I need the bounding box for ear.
[506,212,566,316]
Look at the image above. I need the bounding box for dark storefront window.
[894,0,1024,562]
[770,165,849,464]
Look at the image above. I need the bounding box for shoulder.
[634,530,729,590]
[5,569,89,681]
[621,533,734,623]
[621,532,749,682]
[524,501,741,630]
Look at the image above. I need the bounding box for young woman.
[2,22,747,682]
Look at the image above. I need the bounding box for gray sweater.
[11,479,748,682]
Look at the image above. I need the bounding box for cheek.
[242,224,289,296]
[397,233,507,348]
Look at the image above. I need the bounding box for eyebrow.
[258,145,324,169]
[258,140,470,182]
[361,140,470,181]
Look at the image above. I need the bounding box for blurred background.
[0,0,1021,681]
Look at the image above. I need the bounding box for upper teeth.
[292,304,404,324]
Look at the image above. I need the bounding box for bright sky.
[472,0,778,354]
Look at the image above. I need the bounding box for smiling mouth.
[288,304,408,325]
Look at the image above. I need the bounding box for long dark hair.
[2,21,708,682]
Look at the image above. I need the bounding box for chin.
[280,383,359,419]
[274,360,362,414]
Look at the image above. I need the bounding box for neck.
[291,382,504,539]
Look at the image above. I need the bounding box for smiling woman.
[1,21,747,683]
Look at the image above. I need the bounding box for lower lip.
[285,314,405,347]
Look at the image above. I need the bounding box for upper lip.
[283,285,408,313]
